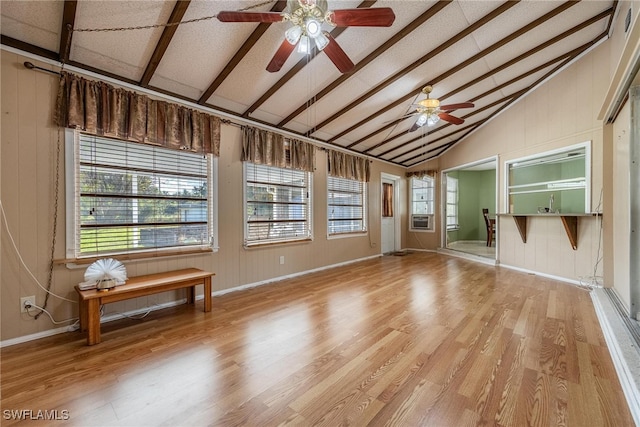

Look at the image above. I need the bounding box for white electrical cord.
[112,308,154,320]
[24,302,78,326]
[0,199,77,303]
[577,188,604,289]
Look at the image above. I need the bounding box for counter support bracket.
[504,213,599,250]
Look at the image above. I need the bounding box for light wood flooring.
[447,240,496,259]
[1,252,634,426]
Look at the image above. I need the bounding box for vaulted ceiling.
[1,0,617,167]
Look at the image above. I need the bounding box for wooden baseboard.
[2,254,383,347]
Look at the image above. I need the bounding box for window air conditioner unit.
[411,214,433,231]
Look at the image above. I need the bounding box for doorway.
[442,158,497,259]
[381,173,401,254]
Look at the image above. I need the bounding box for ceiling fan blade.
[438,112,464,125]
[329,8,396,27]
[266,39,296,72]
[323,34,354,73]
[439,102,474,111]
[217,11,285,23]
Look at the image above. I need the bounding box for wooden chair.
[482,208,496,247]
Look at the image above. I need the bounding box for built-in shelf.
[497,213,601,250]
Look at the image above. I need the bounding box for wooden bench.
[75,268,214,345]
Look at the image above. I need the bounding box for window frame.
[243,162,313,247]
[446,175,459,230]
[409,175,435,233]
[65,130,218,260]
[327,175,367,238]
[504,141,591,214]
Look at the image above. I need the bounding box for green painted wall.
[508,156,585,213]
[447,169,496,243]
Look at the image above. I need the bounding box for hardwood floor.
[1,253,634,426]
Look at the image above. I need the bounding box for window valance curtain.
[406,169,437,179]
[55,72,220,156]
[327,150,370,182]
[241,126,315,172]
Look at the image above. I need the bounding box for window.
[410,176,435,215]
[244,163,312,245]
[505,142,590,214]
[382,182,394,217]
[66,132,216,258]
[446,176,459,230]
[327,176,366,235]
[410,175,435,231]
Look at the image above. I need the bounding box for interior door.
[381,179,395,253]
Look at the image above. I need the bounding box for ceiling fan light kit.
[298,34,311,54]
[216,0,395,73]
[408,85,474,132]
[415,112,440,127]
[285,25,302,44]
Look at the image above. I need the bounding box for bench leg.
[203,276,212,312]
[186,286,195,304]
[86,299,101,345]
[78,299,88,332]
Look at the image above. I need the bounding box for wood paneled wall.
[427,40,612,283]
[0,50,405,342]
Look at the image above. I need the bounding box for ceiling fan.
[217,0,395,73]
[408,85,474,132]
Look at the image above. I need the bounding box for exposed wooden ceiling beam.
[349,58,562,152]
[400,39,602,166]
[370,91,526,158]
[307,0,523,138]
[1,35,59,61]
[140,0,191,87]
[325,3,605,145]
[356,45,585,154]
[423,39,605,164]
[242,0,376,118]
[405,142,456,165]
[3,36,408,169]
[59,0,77,63]
[385,91,527,162]
[275,0,453,127]
[198,1,287,104]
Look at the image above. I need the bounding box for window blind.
[75,133,212,257]
[245,162,311,244]
[328,176,366,235]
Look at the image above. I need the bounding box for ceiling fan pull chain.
[72,0,277,33]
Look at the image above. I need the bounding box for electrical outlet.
[279,255,285,265]
[20,296,35,313]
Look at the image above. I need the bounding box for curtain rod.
[23,61,61,76]
[14,49,397,167]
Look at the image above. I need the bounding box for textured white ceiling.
[0,0,617,166]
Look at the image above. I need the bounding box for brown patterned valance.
[406,169,437,179]
[327,150,370,182]
[55,72,220,156]
[241,126,315,172]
